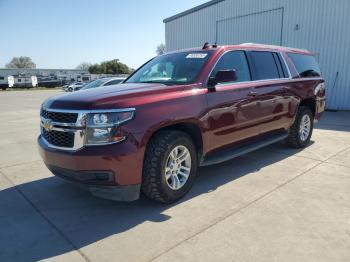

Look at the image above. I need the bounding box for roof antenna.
[202,42,210,49]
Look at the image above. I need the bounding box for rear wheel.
[142,130,197,203]
[286,106,314,148]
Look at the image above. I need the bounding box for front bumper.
[49,165,140,201]
[38,135,145,201]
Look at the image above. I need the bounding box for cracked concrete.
[0,90,349,262]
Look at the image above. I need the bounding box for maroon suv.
[38,43,326,203]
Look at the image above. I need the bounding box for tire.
[68,87,73,92]
[286,106,314,148]
[142,130,198,204]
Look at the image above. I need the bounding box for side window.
[248,51,280,80]
[288,53,321,77]
[276,53,290,78]
[210,51,251,83]
[105,80,122,86]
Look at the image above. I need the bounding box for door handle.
[248,91,258,97]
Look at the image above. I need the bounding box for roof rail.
[239,43,309,53]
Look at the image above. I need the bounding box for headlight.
[85,110,135,145]
[314,83,326,96]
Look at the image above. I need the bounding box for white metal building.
[164,0,350,110]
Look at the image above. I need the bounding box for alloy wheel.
[164,145,191,190]
[299,114,311,141]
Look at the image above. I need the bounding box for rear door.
[245,51,292,134]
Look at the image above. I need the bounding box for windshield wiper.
[139,81,164,83]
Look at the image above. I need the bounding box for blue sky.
[0,0,207,69]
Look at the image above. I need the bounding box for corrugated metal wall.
[216,8,283,46]
[165,0,350,110]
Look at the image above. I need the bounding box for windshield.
[126,51,213,85]
[81,79,106,90]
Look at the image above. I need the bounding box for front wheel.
[286,106,314,148]
[142,130,197,204]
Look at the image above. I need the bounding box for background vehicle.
[13,75,38,88]
[37,76,61,88]
[80,77,126,91]
[38,43,326,204]
[64,82,85,92]
[0,75,14,90]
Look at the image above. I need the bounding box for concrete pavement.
[0,90,349,262]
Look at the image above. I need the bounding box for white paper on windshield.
[186,53,208,59]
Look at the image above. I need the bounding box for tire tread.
[142,130,195,203]
[286,106,313,148]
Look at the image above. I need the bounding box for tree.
[156,43,166,55]
[88,64,101,74]
[88,59,132,74]
[76,62,92,71]
[6,56,36,69]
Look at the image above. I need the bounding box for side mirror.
[207,69,237,89]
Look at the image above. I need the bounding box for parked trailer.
[14,75,38,88]
[37,76,62,88]
[0,76,15,90]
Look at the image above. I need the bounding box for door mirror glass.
[208,69,237,87]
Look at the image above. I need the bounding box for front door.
[206,50,261,152]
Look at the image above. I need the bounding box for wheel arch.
[299,97,316,116]
[144,121,204,161]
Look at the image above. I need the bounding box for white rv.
[0,75,15,90]
[14,75,38,88]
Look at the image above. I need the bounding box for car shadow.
[0,143,307,261]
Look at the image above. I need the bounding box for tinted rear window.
[248,51,280,80]
[288,53,321,77]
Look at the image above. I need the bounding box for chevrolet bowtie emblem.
[43,120,53,131]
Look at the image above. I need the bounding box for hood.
[43,83,183,110]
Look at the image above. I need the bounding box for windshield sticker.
[186,53,208,59]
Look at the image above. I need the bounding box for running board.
[200,132,288,167]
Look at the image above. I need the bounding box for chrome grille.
[41,109,78,123]
[42,129,75,148]
[40,108,86,151]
